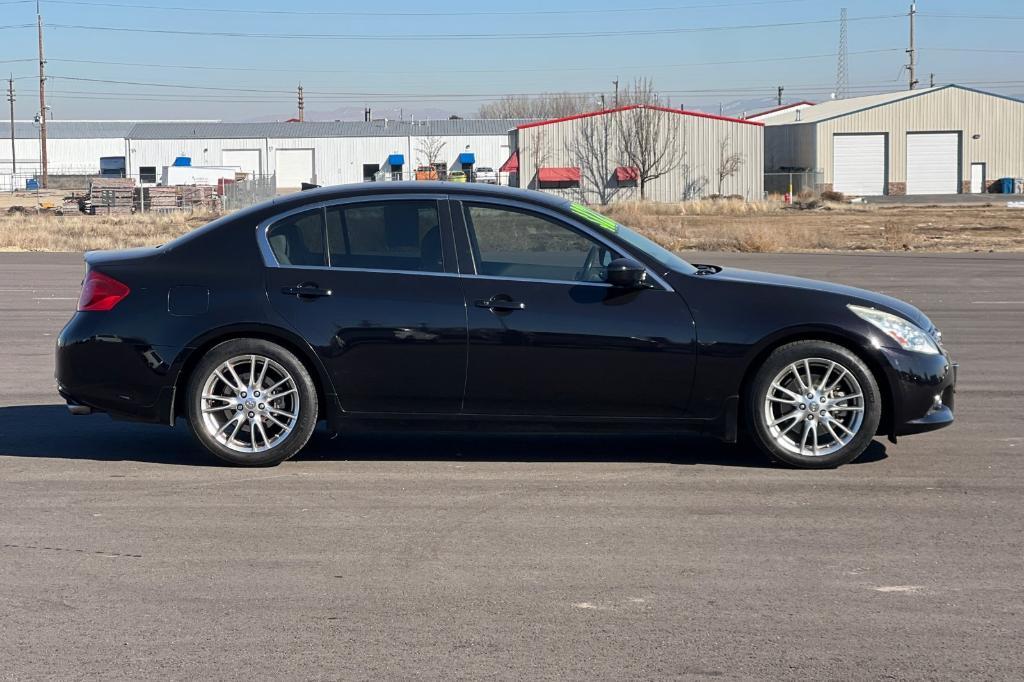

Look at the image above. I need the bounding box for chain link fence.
[764,170,825,197]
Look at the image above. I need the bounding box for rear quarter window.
[266,209,326,267]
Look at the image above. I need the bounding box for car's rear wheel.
[747,340,881,468]
[185,339,317,466]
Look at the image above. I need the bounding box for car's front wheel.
[185,339,318,466]
[747,340,881,468]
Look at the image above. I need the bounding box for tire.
[746,340,881,469]
[185,338,318,466]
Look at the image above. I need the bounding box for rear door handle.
[475,297,526,312]
[282,284,333,299]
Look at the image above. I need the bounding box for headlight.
[848,304,940,354]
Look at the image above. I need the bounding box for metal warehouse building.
[1,118,526,191]
[764,85,1024,196]
[507,105,764,203]
[0,120,141,190]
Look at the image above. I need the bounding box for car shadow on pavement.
[0,404,888,468]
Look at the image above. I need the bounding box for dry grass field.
[2,192,1024,253]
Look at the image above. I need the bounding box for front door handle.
[282,283,333,299]
[475,297,526,312]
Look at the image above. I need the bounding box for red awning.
[499,150,519,173]
[538,167,581,183]
[615,166,639,182]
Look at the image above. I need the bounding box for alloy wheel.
[198,354,300,454]
[762,357,865,457]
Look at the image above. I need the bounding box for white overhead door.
[906,133,959,195]
[276,148,315,188]
[222,149,262,176]
[833,134,886,196]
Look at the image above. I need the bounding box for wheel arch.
[737,327,895,437]
[169,324,335,426]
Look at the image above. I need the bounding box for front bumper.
[879,347,957,437]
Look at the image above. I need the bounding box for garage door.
[276,148,315,189]
[222,149,262,176]
[833,134,886,196]
[906,133,959,195]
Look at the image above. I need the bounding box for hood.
[713,266,934,330]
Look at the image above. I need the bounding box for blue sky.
[1,0,1021,120]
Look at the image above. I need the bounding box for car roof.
[267,181,570,213]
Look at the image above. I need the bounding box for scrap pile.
[144,187,179,212]
[180,185,220,211]
[86,178,135,215]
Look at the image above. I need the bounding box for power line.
[43,0,817,17]
[45,49,902,77]
[45,15,903,42]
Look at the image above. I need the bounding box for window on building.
[326,200,443,273]
[139,166,157,184]
[266,209,326,267]
[362,164,380,182]
[463,204,617,283]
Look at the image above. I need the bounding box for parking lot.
[1,251,1022,679]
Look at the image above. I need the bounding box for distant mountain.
[244,105,468,123]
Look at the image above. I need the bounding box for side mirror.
[605,257,649,288]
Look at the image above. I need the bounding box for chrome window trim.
[256,193,450,270]
[451,194,675,292]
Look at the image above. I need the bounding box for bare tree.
[615,80,681,200]
[716,137,745,195]
[564,114,621,205]
[478,92,595,119]
[415,135,447,167]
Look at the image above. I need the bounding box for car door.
[261,195,467,414]
[452,198,696,419]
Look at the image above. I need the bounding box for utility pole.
[37,0,48,188]
[612,78,619,107]
[777,85,784,106]
[930,73,935,88]
[907,2,918,90]
[6,76,15,179]
[297,84,304,122]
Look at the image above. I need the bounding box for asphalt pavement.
[1,251,1022,680]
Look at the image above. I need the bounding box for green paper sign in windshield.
[570,203,618,233]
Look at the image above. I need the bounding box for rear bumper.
[55,313,181,424]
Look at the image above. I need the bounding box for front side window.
[463,204,617,283]
[266,208,326,267]
[326,200,443,273]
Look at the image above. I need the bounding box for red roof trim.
[516,104,763,130]
[744,101,816,120]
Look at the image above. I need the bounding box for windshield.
[563,202,696,275]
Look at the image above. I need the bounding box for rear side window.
[266,209,326,267]
[325,200,442,273]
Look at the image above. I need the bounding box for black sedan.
[56,183,956,468]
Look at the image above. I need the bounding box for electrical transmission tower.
[835,7,849,99]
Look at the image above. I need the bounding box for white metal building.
[1,118,528,191]
[764,85,1024,196]
[0,121,137,190]
[744,101,815,124]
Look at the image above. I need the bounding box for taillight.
[78,270,130,312]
